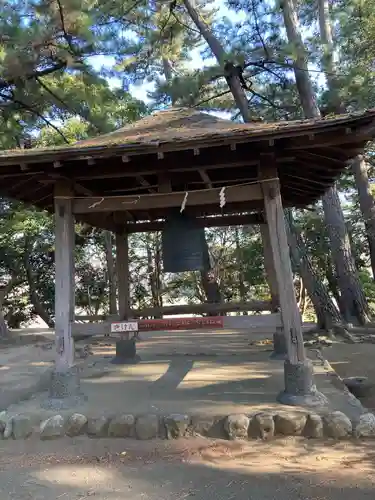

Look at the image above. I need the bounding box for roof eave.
[0,113,374,167]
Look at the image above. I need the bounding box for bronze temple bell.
[161,211,211,273]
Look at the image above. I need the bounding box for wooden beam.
[72,184,263,214]
[261,160,305,364]
[105,185,160,194]
[53,177,136,231]
[74,201,265,230]
[189,176,257,186]
[54,177,140,226]
[54,180,75,372]
[71,310,281,337]
[157,173,172,193]
[73,157,295,182]
[199,169,213,188]
[74,160,260,181]
[105,176,264,194]
[73,313,283,336]
[76,213,116,232]
[34,191,53,204]
[129,300,272,318]
[291,159,340,176]
[75,311,282,326]
[280,169,335,187]
[115,230,130,320]
[287,135,364,150]
[319,146,363,161]
[279,176,328,193]
[48,174,95,197]
[73,299,274,321]
[126,213,264,232]
[137,175,156,193]
[7,174,39,194]
[0,170,45,179]
[296,150,344,166]
[259,222,279,310]
[0,156,291,181]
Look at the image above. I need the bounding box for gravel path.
[0,437,374,499]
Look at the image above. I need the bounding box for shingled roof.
[0,107,374,230]
[0,107,374,163]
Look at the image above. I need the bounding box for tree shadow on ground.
[80,355,283,414]
[0,437,374,499]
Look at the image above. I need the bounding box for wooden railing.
[74,300,275,322]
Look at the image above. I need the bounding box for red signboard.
[138,316,224,331]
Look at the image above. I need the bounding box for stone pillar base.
[277,360,328,407]
[270,328,287,360]
[111,338,140,365]
[41,367,86,410]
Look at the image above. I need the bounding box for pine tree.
[278,0,370,325]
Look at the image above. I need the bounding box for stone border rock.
[0,409,374,441]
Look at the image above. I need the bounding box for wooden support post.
[54,181,75,372]
[260,167,305,365]
[259,223,279,311]
[259,160,328,407]
[116,230,130,320]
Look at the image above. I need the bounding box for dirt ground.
[0,329,375,498]
[0,436,374,499]
[323,341,375,411]
[4,330,365,424]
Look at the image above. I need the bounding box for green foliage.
[359,271,375,313]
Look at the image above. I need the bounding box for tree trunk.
[103,230,117,315]
[0,309,8,337]
[0,290,9,337]
[325,264,343,312]
[199,269,221,305]
[234,227,247,309]
[154,232,163,309]
[145,234,163,318]
[317,0,344,114]
[297,277,305,310]
[321,186,370,324]
[146,235,157,308]
[351,155,375,279]
[162,57,173,83]
[316,0,372,320]
[302,295,310,319]
[182,0,250,121]
[282,0,369,324]
[0,275,25,336]
[281,0,320,119]
[24,258,55,328]
[285,210,342,329]
[317,0,375,281]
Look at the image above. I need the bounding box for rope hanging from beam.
[55,178,281,215]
